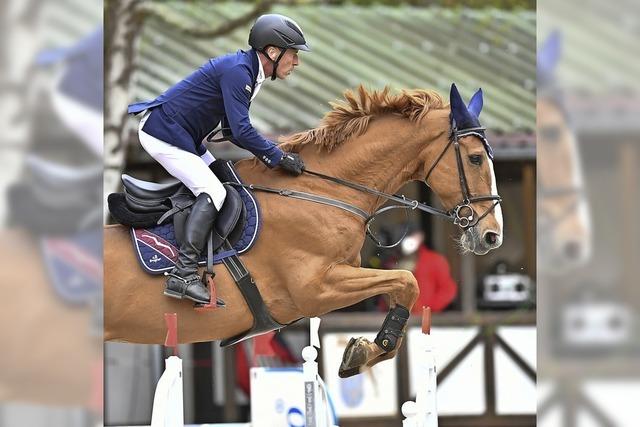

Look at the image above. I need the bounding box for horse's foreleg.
[308,265,418,378]
[359,271,421,375]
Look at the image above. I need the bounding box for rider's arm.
[220,66,284,167]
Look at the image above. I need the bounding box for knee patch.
[375,305,410,352]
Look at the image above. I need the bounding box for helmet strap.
[260,47,287,80]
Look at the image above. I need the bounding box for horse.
[104,83,503,377]
[537,31,591,272]
[0,229,102,407]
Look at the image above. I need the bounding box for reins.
[224,124,501,248]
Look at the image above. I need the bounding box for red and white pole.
[402,307,437,427]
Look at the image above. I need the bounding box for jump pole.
[302,317,338,427]
[402,307,437,427]
[150,312,184,427]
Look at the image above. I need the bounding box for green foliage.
[325,0,534,9]
[229,0,535,10]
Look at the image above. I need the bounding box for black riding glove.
[278,152,305,176]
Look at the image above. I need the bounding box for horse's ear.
[538,30,562,82]
[450,83,463,107]
[450,83,469,126]
[467,88,483,117]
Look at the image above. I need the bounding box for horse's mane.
[279,85,446,152]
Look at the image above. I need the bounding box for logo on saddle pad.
[149,254,162,264]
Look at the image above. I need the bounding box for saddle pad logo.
[41,232,102,305]
[134,229,178,262]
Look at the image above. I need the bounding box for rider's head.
[249,14,310,81]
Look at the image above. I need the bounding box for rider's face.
[271,48,299,79]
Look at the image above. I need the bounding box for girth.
[216,241,288,347]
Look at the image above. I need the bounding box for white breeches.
[138,112,227,210]
[51,89,103,157]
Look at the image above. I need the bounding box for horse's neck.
[301,117,425,211]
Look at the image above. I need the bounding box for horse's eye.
[469,154,482,166]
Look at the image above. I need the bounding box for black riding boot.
[164,193,218,304]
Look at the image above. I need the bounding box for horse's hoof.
[338,366,360,378]
[338,337,367,378]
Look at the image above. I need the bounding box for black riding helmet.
[248,14,310,80]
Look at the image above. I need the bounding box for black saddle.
[26,155,103,190]
[122,174,190,216]
[122,174,185,199]
[8,154,102,234]
[109,166,246,254]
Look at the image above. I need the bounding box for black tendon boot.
[164,193,218,304]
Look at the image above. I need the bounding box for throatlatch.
[374,305,410,352]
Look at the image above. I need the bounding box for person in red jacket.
[382,227,458,313]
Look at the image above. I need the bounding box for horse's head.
[537,31,592,271]
[538,97,591,271]
[420,83,503,255]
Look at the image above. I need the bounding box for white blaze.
[487,156,504,238]
[567,132,592,259]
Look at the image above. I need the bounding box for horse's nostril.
[564,241,582,259]
[485,232,498,245]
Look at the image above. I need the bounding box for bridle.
[538,184,585,233]
[225,124,502,248]
[424,125,502,229]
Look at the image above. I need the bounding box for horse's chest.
[323,226,365,259]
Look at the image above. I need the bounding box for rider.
[128,14,309,304]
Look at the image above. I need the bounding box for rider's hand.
[278,152,305,176]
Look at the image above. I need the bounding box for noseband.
[424,126,502,229]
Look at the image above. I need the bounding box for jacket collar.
[255,51,265,86]
[248,48,260,83]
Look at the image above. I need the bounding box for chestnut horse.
[105,84,503,376]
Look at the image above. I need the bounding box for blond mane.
[279,85,446,152]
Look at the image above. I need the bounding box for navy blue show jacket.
[128,49,283,167]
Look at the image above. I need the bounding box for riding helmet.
[249,14,310,52]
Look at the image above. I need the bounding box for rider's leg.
[138,126,227,209]
[51,87,103,157]
[138,122,227,303]
[164,192,218,303]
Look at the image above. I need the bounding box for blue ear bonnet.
[538,30,561,89]
[449,83,494,159]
